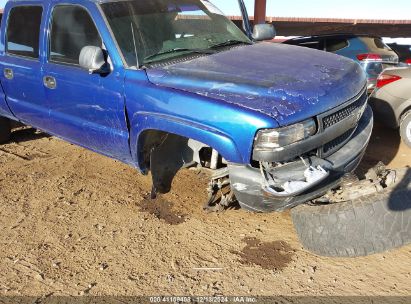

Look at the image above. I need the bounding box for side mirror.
[252,24,276,41]
[79,46,108,74]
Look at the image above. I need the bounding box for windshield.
[101,0,251,67]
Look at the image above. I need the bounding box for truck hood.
[145,42,366,126]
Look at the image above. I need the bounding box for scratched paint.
[146,42,366,126]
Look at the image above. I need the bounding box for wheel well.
[137,129,226,194]
[137,130,169,173]
[400,106,411,123]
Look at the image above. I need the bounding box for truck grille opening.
[323,128,355,155]
[322,91,367,129]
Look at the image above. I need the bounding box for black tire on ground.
[400,111,411,148]
[0,116,11,144]
[291,182,411,257]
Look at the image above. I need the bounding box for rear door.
[0,4,49,128]
[42,3,132,163]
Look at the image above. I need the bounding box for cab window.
[49,5,102,65]
[6,6,43,59]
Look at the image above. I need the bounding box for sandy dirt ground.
[0,123,410,298]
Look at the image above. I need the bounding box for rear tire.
[400,111,411,148]
[291,175,411,257]
[0,116,11,144]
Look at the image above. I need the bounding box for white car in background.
[370,67,411,147]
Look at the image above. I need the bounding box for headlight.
[254,119,317,151]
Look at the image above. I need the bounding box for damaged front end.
[229,89,373,212]
[146,86,376,213]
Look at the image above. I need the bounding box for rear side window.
[374,38,385,49]
[326,38,348,52]
[374,38,392,50]
[49,5,102,65]
[6,6,43,58]
[362,37,392,51]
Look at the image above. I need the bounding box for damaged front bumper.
[229,106,374,212]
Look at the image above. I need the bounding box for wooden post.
[254,0,267,24]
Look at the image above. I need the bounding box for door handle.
[4,68,13,80]
[43,76,57,89]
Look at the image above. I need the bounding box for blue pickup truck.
[2,0,408,257]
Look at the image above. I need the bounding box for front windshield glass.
[101,0,251,67]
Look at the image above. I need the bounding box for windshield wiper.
[209,40,252,49]
[144,48,215,63]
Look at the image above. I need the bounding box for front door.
[42,4,131,163]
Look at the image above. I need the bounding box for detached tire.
[400,111,411,148]
[0,116,11,144]
[291,181,411,257]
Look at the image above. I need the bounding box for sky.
[211,0,411,42]
[0,0,409,41]
[211,0,411,20]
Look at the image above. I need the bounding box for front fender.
[124,70,278,171]
[130,112,243,170]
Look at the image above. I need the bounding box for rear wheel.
[400,111,411,148]
[0,116,11,144]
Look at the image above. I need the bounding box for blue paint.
[124,70,273,166]
[0,0,367,172]
[146,42,366,125]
